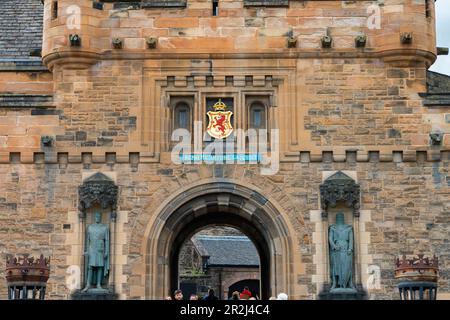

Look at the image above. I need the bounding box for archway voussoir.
[141,179,303,299]
[250,191,268,206]
[242,201,258,214]
[228,194,246,208]
[217,194,231,206]
[193,205,209,217]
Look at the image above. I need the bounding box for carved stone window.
[245,95,271,150]
[249,102,267,130]
[174,102,191,130]
[51,1,58,20]
[78,172,118,221]
[425,0,431,18]
[170,96,194,133]
[212,0,219,16]
[320,171,360,218]
[246,96,270,131]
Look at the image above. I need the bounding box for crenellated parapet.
[0,149,448,164]
[40,0,439,70]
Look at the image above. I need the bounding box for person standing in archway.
[174,289,184,300]
[229,291,240,300]
[240,286,252,300]
[202,288,219,300]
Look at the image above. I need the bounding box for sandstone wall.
[0,0,448,300]
[0,159,448,299]
[2,58,449,157]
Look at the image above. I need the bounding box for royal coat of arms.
[206,99,233,139]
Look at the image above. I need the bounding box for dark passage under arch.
[145,182,298,300]
[169,211,271,299]
[228,279,260,299]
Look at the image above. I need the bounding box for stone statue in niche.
[328,212,356,292]
[82,211,110,292]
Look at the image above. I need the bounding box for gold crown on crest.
[213,99,227,111]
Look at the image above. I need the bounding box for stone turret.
[370,0,437,67]
[42,0,104,70]
[40,0,438,70]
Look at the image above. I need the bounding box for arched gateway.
[142,180,302,299]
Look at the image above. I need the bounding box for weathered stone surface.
[0,95,53,108]
[387,69,409,79]
[31,207,47,219]
[0,0,448,302]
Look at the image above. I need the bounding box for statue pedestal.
[319,287,367,300]
[71,288,118,300]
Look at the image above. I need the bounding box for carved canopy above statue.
[320,171,360,218]
[78,172,118,221]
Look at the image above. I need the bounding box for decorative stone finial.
[6,254,50,285]
[395,254,439,282]
[395,254,439,300]
[6,254,51,300]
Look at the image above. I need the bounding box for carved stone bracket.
[320,171,360,218]
[78,172,118,221]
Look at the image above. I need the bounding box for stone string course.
[0,150,448,164]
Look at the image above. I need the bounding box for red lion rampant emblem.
[213,114,227,135]
[207,100,233,139]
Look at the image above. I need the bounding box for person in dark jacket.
[202,288,219,300]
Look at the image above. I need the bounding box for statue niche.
[77,172,118,296]
[319,171,365,299]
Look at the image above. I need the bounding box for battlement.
[41,0,438,70]
[0,149,449,164]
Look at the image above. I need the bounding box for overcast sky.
[429,1,450,75]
